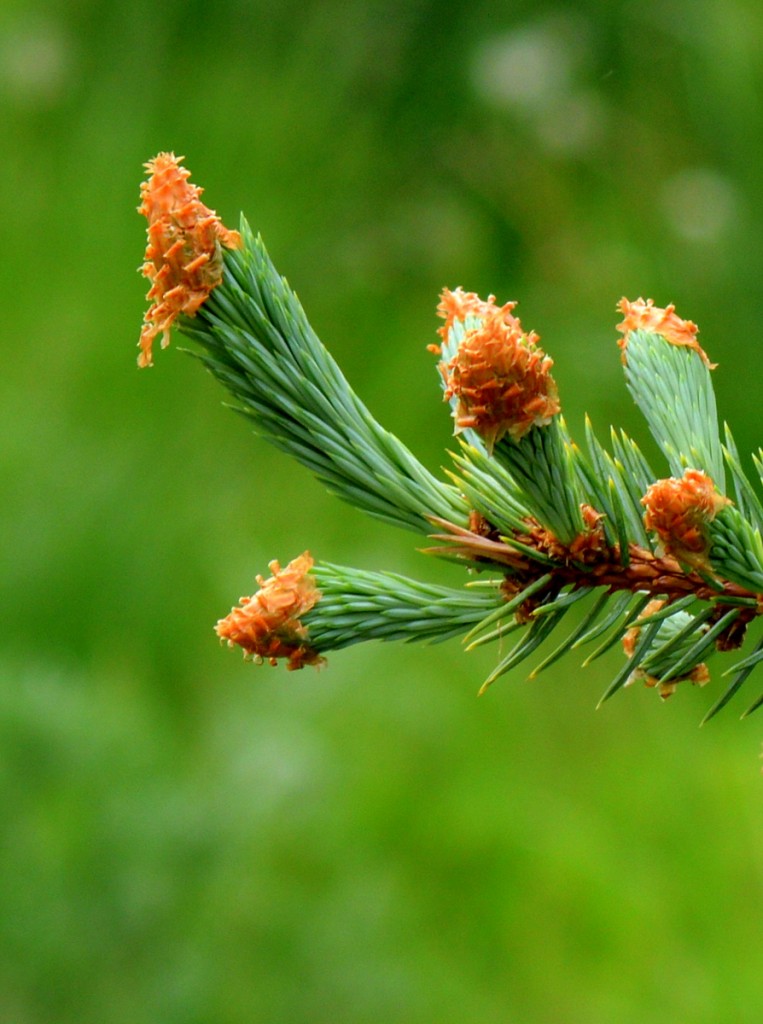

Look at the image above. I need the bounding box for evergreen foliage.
[139,157,763,720]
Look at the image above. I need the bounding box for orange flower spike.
[137,152,242,368]
[215,552,325,670]
[642,469,730,568]
[615,297,715,368]
[439,294,559,451]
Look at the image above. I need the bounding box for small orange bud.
[642,469,730,568]
[137,152,242,368]
[616,297,715,368]
[435,290,560,450]
[215,552,324,670]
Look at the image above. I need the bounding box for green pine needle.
[623,328,725,487]
[181,220,469,535]
[463,574,553,648]
[571,591,634,650]
[479,608,568,694]
[723,426,763,531]
[656,608,740,685]
[596,617,664,708]
[492,420,584,544]
[580,593,653,667]
[740,690,763,719]
[702,636,763,724]
[304,564,502,651]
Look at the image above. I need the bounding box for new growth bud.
[436,288,560,452]
[215,552,324,670]
[616,297,714,368]
[137,152,241,367]
[642,469,730,568]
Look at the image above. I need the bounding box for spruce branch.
[215,555,507,666]
[180,219,469,535]
[134,153,763,720]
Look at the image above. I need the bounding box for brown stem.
[426,516,761,611]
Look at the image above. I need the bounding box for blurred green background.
[2,0,763,1021]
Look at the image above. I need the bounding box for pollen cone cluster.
[642,468,729,568]
[436,288,560,450]
[215,552,324,670]
[616,297,714,368]
[137,152,241,367]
